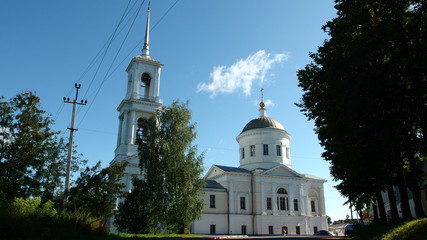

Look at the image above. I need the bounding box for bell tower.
[112,6,163,164]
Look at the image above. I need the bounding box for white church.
[110,7,328,235]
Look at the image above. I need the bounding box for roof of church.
[214,165,251,174]
[204,179,226,189]
[241,116,285,133]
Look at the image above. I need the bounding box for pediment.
[260,165,303,178]
[205,165,225,179]
[204,165,251,179]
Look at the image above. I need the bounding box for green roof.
[241,116,285,133]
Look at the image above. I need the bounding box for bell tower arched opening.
[141,73,151,100]
[136,117,148,142]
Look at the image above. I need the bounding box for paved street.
[183,236,347,240]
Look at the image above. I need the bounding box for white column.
[289,187,294,215]
[272,183,277,214]
[261,183,265,213]
[121,112,128,145]
[132,69,141,99]
[320,188,326,216]
[129,111,136,144]
[299,184,306,215]
[117,116,123,147]
[155,68,161,102]
[229,183,234,213]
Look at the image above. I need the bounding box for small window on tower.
[276,145,282,156]
[263,144,269,155]
[250,145,255,157]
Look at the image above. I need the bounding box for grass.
[352,218,427,240]
[110,233,209,239]
[380,218,427,240]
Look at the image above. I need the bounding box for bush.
[352,218,427,240]
[380,218,427,240]
[0,197,108,239]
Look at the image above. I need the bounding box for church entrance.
[282,226,288,235]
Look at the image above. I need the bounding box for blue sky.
[0,0,351,221]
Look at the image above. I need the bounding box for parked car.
[345,224,354,236]
[314,230,334,236]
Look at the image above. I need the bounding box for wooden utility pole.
[63,83,87,208]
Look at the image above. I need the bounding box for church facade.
[191,104,328,235]
[110,7,327,235]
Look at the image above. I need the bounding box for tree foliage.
[297,0,426,220]
[0,92,68,200]
[0,92,89,202]
[115,101,204,233]
[68,161,127,218]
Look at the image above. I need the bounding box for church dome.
[241,116,285,133]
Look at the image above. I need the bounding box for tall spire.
[141,4,151,57]
[259,88,266,117]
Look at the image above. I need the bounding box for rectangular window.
[311,200,316,212]
[210,195,215,208]
[210,224,216,234]
[296,226,300,235]
[241,147,245,159]
[314,226,318,234]
[279,197,286,210]
[240,196,246,210]
[263,144,269,155]
[250,145,255,157]
[268,225,274,235]
[286,197,289,210]
[276,145,282,156]
[293,199,299,211]
[241,225,247,235]
[266,197,272,210]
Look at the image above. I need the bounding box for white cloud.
[264,99,275,107]
[197,50,288,98]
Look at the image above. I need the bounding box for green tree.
[0,92,67,200]
[297,0,426,221]
[0,92,87,202]
[114,178,160,233]
[115,101,204,233]
[68,161,127,219]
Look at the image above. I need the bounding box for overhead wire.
[53,0,135,123]
[81,0,140,100]
[77,0,146,127]
[105,0,181,81]
[77,0,181,127]
[58,0,180,131]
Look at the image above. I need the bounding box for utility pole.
[63,83,87,208]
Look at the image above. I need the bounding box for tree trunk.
[407,156,426,218]
[398,170,412,219]
[387,186,400,221]
[375,190,387,223]
[372,202,379,223]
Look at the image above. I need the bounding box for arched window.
[277,188,289,211]
[277,188,287,194]
[141,73,151,100]
[136,118,147,142]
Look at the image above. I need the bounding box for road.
[183,236,347,240]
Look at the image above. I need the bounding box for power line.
[151,0,180,31]
[54,0,136,122]
[77,0,146,127]
[73,0,179,125]
[105,0,181,82]
[81,0,140,100]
